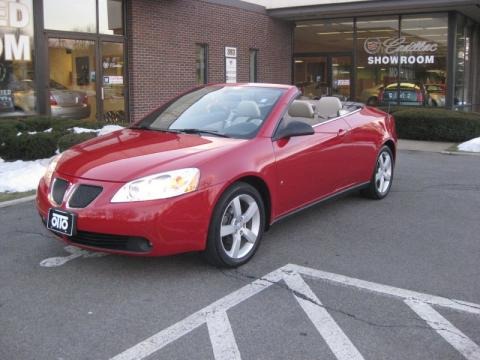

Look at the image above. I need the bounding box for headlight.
[111,168,200,203]
[44,154,61,187]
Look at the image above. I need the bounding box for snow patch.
[0,157,52,192]
[72,127,97,134]
[72,125,124,136]
[0,125,125,193]
[458,137,480,153]
[97,125,124,136]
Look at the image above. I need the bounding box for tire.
[362,146,394,200]
[204,182,265,267]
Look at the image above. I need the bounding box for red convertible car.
[37,84,397,267]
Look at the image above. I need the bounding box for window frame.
[195,43,209,85]
[249,48,258,83]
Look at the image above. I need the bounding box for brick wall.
[126,0,293,122]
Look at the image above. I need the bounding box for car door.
[342,108,386,185]
[272,115,351,217]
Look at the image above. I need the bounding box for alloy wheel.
[219,194,261,259]
[375,150,393,195]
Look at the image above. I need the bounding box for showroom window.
[42,0,126,122]
[44,0,97,33]
[294,19,354,100]
[44,0,124,35]
[295,14,451,107]
[398,14,448,107]
[0,0,35,117]
[196,44,208,85]
[355,17,399,105]
[249,49,258,83]
[99,0,124,35]
[454,14,479,111]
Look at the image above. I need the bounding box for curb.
[0,195,36,208]
[441,150,480,157]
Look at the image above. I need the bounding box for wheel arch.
[383,139,396,161]
[233,175,272,231]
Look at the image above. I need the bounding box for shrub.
[0,116,125,161]
[51,119,106,133]
[392,108,480,142]
[0,133,57,161]
[0,115,128,160]
[58,132,97,152]
[0,122,19,145]
[19,116,54,132]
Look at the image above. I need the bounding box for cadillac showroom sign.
[364,37,438,65]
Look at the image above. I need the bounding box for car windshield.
[133,85,285,139]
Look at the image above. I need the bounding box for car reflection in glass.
[12,79,91,119]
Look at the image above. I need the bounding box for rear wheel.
[363,146,394,199]
[204,182,265,267]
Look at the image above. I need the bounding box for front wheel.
[363,146,394,199]
[204,182,265,267]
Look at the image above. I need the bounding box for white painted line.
[40,251,85,267]
[207,311,242,360]
[40,245,107,267]
[111,271,283,360]
[405,299,480,360]
[111,311,207,360]
[0,195,36,208]
[283,271,365,360]
[288,264,480,315]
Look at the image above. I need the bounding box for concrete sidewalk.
[398,139,480,156]
[397,139,455,152]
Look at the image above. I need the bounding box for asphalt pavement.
[1,150,479,360]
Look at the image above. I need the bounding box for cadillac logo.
[364,38,382,55]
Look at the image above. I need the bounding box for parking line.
[283,271,365,360]
[110,264,480,360]
[405,300,480,360]
[290,264,480,315]
[110,273,282,360]
[207,311,242,360]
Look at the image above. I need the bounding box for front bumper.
[37,173,223,256]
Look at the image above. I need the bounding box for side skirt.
[270,182,370,226]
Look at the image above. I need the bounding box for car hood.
[56,128,241,182]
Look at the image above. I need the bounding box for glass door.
[294,56,328,99]
[47,38,97,121]
[100,42,125,122]
[294,55,353,100]
[331,55,352,101]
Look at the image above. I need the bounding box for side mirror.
[276,120,314,140]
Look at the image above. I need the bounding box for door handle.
[337,128,348,136]
[101,87,104,100]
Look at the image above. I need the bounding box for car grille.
[69,185,103,208]
[68,231,152,253]
[52,178,69,205]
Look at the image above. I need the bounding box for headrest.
[317,97,342,118]
[288,100,314,118]
[236,101,261,118]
